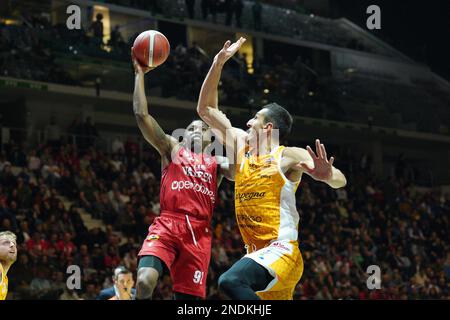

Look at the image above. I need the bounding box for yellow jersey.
[0,262,8,300]
[235,145,300,252]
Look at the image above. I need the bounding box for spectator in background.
[8,143,27,167]
[17,221,31,244]
[444,252,450,278]
[68,116,83,147]
[7,253,32,294]
[41,158,60,188]
[95,76,102,97]
[97,266,136,300]
[89,13,104,48]
[104,246,121,269]
[0,198,16,230]
[111,136,124,154]
[27,149,41,176]
[56,232,76,258]
[81,282,98,300]
[109,25,124,47]
[108,267,135,300]
[25,232,49,258]
[81,117,99,149]
[124,136,139,156]
[29,266,52,299]
[60,288,82,300]
[45,115,61,151]
[0,163,15,189]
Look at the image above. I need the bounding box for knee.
[218,272,241,292]
[136,268,158,296]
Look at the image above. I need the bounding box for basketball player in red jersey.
[131,51,233,300]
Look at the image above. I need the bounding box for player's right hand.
[214,37,246,66]
[131,47,154,75]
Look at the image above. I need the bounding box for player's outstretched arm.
[285,139,347,189]
[132,49,177,159]
[196,38,247,152]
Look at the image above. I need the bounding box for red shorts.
[138,211,212,298]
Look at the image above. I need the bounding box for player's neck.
[182,142,207,155]
[0,260,11,275]
[248,141,279,156]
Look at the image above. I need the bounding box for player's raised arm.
[132,49,177,159]
[285,139,347,189]
[196,38,247,152]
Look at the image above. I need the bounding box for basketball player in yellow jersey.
[196,38,347,300]
[0,231,18,300]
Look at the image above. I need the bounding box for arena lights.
[1,18,20,25]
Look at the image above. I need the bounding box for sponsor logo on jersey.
[146,234,160,241]
[235,192,266,203]
[237,214,263,223]
[182,166,213,183]
[271,241,291,253]
[248,162,273,171]
[171,180,216,203]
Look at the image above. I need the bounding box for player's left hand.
[131,48,155,74]
[214,37,246,66]
[297,139,334,181]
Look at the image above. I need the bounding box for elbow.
[328,178,346,189]
[336,176,347,189]
[134,107,147,119]
[134,113,144,120]
[196,105,203,116]
[134,113,148,125]
[196,104,208,120]
[330,169,347,189]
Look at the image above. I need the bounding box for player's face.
[0,237,17,263]
[116,273,134,291]
[246,109,270,145]
[185,120,210,151]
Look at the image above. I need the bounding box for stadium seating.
[0,128,448,299]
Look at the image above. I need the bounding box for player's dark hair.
[114,266,131,279]
[261,102,293,140]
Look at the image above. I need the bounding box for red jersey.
[159,146,218,222]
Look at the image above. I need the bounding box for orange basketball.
[132,30,170,68]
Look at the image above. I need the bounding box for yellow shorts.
[245,240,303,300]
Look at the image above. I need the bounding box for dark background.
[332,0,450,81]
